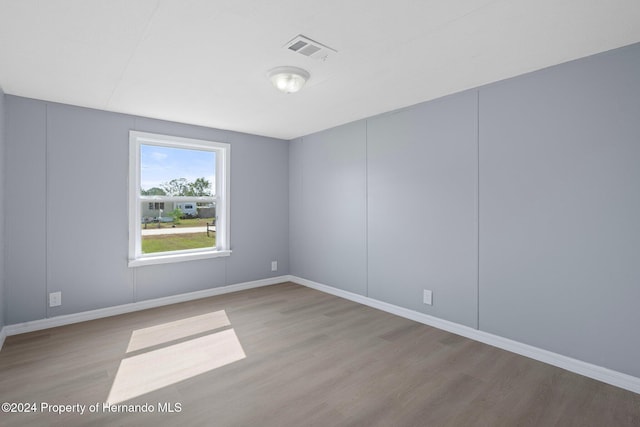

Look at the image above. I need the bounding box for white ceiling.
[1,0,639,140]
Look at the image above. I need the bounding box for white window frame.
[128,131,231,267]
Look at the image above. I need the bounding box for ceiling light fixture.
[268,66,310,94]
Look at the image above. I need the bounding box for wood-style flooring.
[0,282,638,426]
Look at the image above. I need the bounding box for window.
[129,131,231,266]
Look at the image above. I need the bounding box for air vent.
[284,35,337,61]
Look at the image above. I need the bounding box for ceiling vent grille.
[284,35,336,61]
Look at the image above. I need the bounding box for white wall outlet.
[49,291,62,307]
[423,289,433,306]
[271,261,278,272]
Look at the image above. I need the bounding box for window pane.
[130,131,229,265]
[140,144,216,197]
[140,201,216,254]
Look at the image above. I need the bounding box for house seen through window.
[129,131,231,266]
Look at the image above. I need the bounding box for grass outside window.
[141,217,216,254]
[142,232,216,254]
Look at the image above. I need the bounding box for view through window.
[140,143,216,253]
[129,132,230,266]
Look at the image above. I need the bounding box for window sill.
[128,249,232,267]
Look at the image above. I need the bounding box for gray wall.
[289,42,640,377]
[289,92,478,329]
[479,43,640,377]
[289,123,367,295]
[367,92,478,328]
[4,98,289,324]
[5,97,46,323]
[0,87,5,329]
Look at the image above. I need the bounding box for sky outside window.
[141,144,216,193]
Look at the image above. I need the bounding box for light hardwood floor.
[0,282,638,426]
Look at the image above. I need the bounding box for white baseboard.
[289,275,640,395]
[3,275,289,337]
[3,273,638,395]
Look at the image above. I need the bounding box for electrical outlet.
[271,261,278,272]
[423,289,433,306]
[49,291,62,307]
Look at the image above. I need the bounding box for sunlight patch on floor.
[107,311,245,404]
[126,311,231,353]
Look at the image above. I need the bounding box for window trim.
[128,131,231,267]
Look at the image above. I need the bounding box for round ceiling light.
[268,66,310,94]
